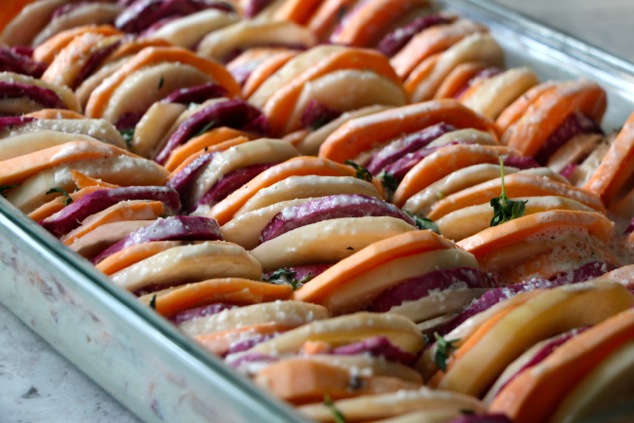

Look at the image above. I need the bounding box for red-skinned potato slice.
[208,156,360,225]
[295,230,458,306]
[319,99,497,164]
[138,277,293,317]
[584,111,634,208]
[457,210,614,282]
[405,32,505,103]
[426,172,606,220]
[390,18,487,79]
[489,308,634,423]
[85,46,240,119]
[392,144,509,207]
[503,79,607,157]
[28,184,105,222]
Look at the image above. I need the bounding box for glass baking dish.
[1,0,634,422]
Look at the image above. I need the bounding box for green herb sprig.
[194,120,216,138]
[489,156,527,226]
[434,332,460,372]
[324,394,346,423]
[344,160,372,182]
[0,184,18,197]
[120,128,134,149]
[263,268,313,291]
[404,211,440,234]
[46,187,73,206]
[378,171,399,201]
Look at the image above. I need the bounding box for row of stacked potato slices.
[2,0,634,422]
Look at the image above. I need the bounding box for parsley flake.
[263,268,312,290]
[158,76,164,90]
[119,128,134,149]
[378,171,399,201]
[46,187,73,206]
[405,211,440,234]
[324,394,346,423]
[434,332,460,372]
[490,156,527,227]
[194,120,216,138]
[344,160,372,182]
[149,295,157,310]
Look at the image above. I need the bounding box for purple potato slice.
[0,116,35,131]
[40,186,181,238]
[154,98,268,164]
[190,162,275,212]
[535,112,603,165]
[377,14,456,57]
[91,215,223,264]
[163,82,228,105]
[0,81,66,110]
[367,123,456,175]
[259,194,415,243]
[0,47,47,78]
[170,302,238,324]
[300,99,342,131]
[116,0,233,33]
[331,336,416,365]
[382,142,460,181]
[368,267,497,313]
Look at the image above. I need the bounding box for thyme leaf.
[344,160,372,182]
[324,394,346,423]
[490,156,527,226]
[434,332,460,372]
[46,187,73,206]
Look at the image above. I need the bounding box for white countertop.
[1,2,632,422]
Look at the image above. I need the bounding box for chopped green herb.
[344,160,372,182]
[405,211,440,234]
[263,268,312,290]
[149,295,157,310]
[434,332,460,372]
[490,156,527,226]
[309,115,329,131]
[378,171,399,201]
[194,120,216,138]
[120,128,134,149]
[460,409,476,415]
[0,184,18,197]
[46,187,73,206]
[324,394,346,423]
[346,246,354,251]
[158,76,164,90]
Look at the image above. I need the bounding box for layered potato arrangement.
[3,1,634,422]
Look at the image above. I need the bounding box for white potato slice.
[150,9,239,49]
[111,241,262,292]
[250,216,416,272]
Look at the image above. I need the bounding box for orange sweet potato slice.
[208,156,357,225]
[84,46,240,118]
[319,99,497,164]
[504,79,607,157]
[496,81,557,137]
[489,309,634,423]
[32,24,121,64]
[95,241,184,276]
[584,111,634,207]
